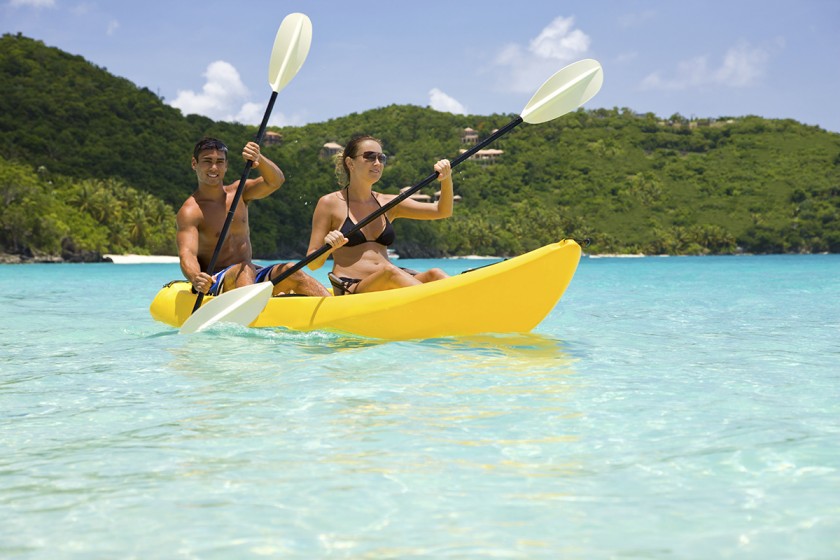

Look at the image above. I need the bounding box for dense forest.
[2,33,839,262]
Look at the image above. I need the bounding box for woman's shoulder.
[373,191,398,202]
[317,189,345,207]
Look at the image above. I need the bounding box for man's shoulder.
[223,182,250,200]
[177,194,197,210]
[176,195,201,220]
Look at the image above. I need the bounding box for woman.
[306,135,454,295]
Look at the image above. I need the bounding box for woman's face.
[347,140,385,183]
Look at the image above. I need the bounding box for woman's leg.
[413,267,448,283]
[354,263,422,293]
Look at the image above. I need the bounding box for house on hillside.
[461,127,478,145]
[264,131,282,146]
[399,186,431,202]
[434,191,462,202]
[459,127,503,165]
[320,142,343,159]
[458,148,504,166]
[400,187,462,204]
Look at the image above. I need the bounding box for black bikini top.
[339,189,396,247]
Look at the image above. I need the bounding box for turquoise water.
[1,255,838,559]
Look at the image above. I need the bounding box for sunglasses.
[355,151,388,164]
[193,139,228,160]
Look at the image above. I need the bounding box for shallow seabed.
[2,255,838,558]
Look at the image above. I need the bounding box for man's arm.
[241,141,285,202]
[176,205,213,293]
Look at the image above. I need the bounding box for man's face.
[192,149,228,186]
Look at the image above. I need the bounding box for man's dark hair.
[193,137,228,160]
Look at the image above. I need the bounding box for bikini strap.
[344,187,351,218]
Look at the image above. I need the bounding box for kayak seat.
[328,268,420,296]
[328,272,357,296]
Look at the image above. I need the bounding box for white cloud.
[428,88,467,115]
[9,0,55,7]
[715,42,769,86]
[170,61,250,121]
[106,20,119,36]
[528,16,590,62]
[641,42,770,90]
[169,61,305,126]
[235,102,305,128]
[495,44,522,66]
[493,16,592,93]
[235,102,265,126]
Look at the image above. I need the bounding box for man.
[177,137,330,297]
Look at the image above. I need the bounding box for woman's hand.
[434,159,451,181]
[325,229,348,249]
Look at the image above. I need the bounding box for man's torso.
[193,185,252,273]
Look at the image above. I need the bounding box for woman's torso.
[331,190,396,279]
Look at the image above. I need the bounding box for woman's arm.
[306,195,347,270]
[388,159,453,221]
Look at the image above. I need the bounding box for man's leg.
[219,262,257,293]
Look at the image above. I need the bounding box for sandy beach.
[104,254,180,264]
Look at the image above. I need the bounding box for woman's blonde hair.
[334,134,382,187]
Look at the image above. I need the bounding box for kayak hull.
[149,239,581,339]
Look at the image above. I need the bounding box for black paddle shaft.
[269,115,525,287]
[190,91,279,313]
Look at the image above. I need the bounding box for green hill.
[2,33,839,261]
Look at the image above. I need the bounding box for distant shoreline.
[0,252,181,264]
[104,254,180,264]
[1,251,832,265]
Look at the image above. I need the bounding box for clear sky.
[3,0,839,133]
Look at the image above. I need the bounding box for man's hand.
[242,141,262,167]
[191,271,214,294]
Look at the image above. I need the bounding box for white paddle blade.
[520,59,603,124]
[180,282,273,334]
[268,13,313,92]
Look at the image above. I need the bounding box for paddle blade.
[180,282,274,334]
[268,12,313,92]
[520,59,603,124]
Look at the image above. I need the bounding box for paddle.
[180,58,603,334]
[188,12,312,316]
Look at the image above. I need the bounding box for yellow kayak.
[149,239,581,339]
